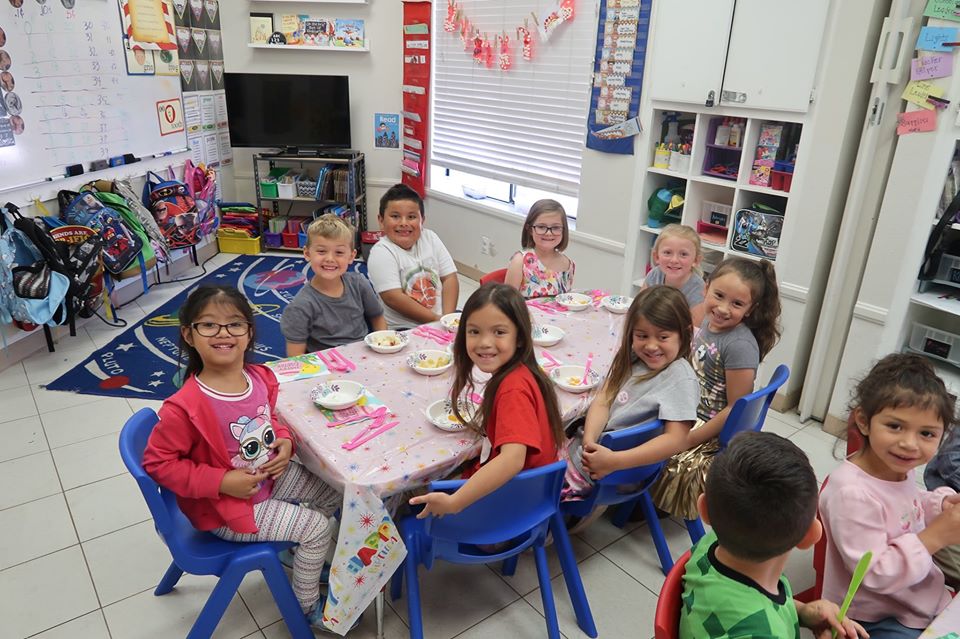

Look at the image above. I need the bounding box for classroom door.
[647,0,735,106]
[720,0,830,112]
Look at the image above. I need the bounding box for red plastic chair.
[654,550,691,639]
[480,268,507,285]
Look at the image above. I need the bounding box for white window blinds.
[431,1,597,197]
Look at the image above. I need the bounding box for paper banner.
[902,80,945,109]
[896,109,937,135]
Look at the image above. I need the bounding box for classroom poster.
[374,113,400,148]
[125,46,156,75]
[121,0,177,50]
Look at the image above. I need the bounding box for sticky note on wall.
[916,26,958,51]
[923,0,960,22]
[902,80,945,109]
[896,109,937,135]
[911,54,953,81]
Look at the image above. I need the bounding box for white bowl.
[310,379,365,410]
[532,324,565,347]
[600,295,633,314]
[424,398,478,432]
[406,349,454,376]
[549,365,602,393]
[555,293,592,311]
[440,312,462,332]
[364,330,409,354]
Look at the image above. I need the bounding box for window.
[431,1,597,200]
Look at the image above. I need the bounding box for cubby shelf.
[631,109,801,291]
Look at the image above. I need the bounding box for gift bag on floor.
[321,484,406,634]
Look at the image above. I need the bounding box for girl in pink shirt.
[820,354,960,638]
[143,285,341,631]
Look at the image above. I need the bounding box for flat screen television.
[224,73,351,149]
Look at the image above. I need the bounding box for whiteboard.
[0,0,186,193]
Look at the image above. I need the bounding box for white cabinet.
[722,0,829,112]
[648,0,734,107]
[649,0,829,112]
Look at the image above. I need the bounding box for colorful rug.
[45,255,367,400]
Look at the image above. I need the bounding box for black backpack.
[920,188,960,283]
[7,203,104,323]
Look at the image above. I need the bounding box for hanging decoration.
[444,0,574,70]
[498,33,513,71]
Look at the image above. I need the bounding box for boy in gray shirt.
[281,214,387,355]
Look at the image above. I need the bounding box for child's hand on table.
[220,469,270,499]
[581,442,617,480]
[409,492,461,519]
[796,599,869,639]
[261,438,293,479]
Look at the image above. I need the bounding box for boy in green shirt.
[679,432,867,639]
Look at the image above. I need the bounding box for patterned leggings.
[212,461,341,612]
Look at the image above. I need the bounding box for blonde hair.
[651,224,703,274]
[306,213,354,247]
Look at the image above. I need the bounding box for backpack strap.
[142,171,165,207]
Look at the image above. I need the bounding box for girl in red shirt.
[143,285,340,629]
[410,283,563,518]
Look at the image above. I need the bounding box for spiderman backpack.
[142,170,201,249]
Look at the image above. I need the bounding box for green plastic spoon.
[832,551,872,639]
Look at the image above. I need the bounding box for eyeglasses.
[191,322,251,337]
[530,224,564,236]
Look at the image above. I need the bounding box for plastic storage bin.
[908,322,960,366]
[296,175,318,198]
[932,253,960,285]
[259,168,289,199]
[217,229,261,255]
[282,219,301,248]
[264,232,283,248]
[701,200,732,227]
[277,172,299,199]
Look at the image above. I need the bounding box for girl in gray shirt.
[563,286,700,499]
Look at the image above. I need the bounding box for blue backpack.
[58,190,142,276]
[0,206,70,327]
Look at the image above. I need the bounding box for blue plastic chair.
[562,419,675,575]
[389,460,597,639]
[118,408,314,639]
[682,364,790,543]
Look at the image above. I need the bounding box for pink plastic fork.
[421,325,454,341]
[329,348,356,372]
[581,352,594,385]
[342,414,400,450]
[315,350,347,373]
[539,351,562,369]
[527,300,559,315]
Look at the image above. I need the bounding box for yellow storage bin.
[217,229,261,255]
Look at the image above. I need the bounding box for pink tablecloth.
[276,302,626,496]
[274,300,625,633]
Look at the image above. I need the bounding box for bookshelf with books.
[253,151,367,252]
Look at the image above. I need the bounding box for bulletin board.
[401,0,430,196]
[0,0,186,193]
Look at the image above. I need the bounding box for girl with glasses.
[143,285,342,631]
[505,199,576,298]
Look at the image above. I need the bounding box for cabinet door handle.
[721,90,747,104]
[705,90,716,107]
